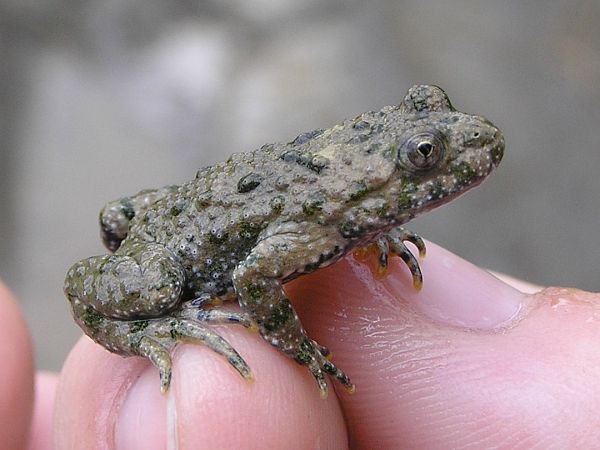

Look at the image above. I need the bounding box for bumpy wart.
[64,85,504,397]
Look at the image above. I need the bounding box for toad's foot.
[137,316,254,393]
[70,301,255,393]
[354,227,426,289]
[186,303,348,398]
[295,337,355,398]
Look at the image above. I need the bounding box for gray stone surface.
[2,0,600,370]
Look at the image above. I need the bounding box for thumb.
[288,241,600,448]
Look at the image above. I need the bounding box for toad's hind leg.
[64,242,186,320]
[64,241,254,392]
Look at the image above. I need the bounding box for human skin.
[0,282,34,450]
[5,241,600,449]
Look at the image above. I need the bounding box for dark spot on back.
[237,173,263,193]
[281,150,328,174]
[291,128,324,145]
[353,120,371,130]
[281,149,301,163]
[302,192,325,215]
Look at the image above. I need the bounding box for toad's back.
[122,106,409,298]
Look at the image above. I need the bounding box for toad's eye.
[399,132,446,171]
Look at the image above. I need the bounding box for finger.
[170,328,346,448]
[55,327,347,449]
[0,280,34,450]
[28,371,58,450]
[55,338,154,449]
[288,240,600,448]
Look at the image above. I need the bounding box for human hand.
[5,241,600,448]
[0,281,52,450]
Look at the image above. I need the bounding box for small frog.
[64,85,504,397]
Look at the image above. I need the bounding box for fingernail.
[382,241,526,329]
[115,366,168,450]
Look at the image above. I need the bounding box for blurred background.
[1,0,600,371]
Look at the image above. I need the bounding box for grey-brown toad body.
[64,85,504,397]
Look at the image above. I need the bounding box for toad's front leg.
[232,222,355,398]
[354,226,426,289]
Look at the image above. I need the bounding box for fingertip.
[55,337,152,449]
[28,372,58,450]
[0,281,34,450]
[171,328,347,449]
[115,366,167,450]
